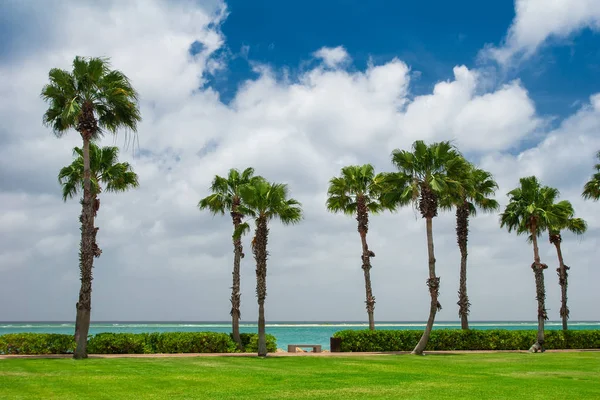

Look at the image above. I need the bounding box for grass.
[1,353,599,399]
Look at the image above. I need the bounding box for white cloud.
[313,46,351,68]
[485,0,600,65]
[0,0,599,323]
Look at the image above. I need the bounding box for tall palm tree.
[327,165,383,330]
[546,200,587,331]
[42,56,141,359]
[500,176,566,352]
[236,179,302,357]
[198,168,257,349]
[377,140,467,355]
[444,165,499,330]
[582,151,600,201]
[59,143,139,346]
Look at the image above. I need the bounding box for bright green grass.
[1,353,599,399]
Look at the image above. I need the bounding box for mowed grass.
[1,353,599,399]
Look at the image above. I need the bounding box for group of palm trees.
[40,56,600,359]
[321,145,595,354]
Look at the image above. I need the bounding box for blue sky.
[209,0,600,118]
[0,0,599,322]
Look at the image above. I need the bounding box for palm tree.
[582,151,600,201]
[500,176,566,352]
[59,143,139,342]
[42,56,141,359]
[59,143,138,346]
[237,179,302,356]
[198,168,257,349]
[546,200,587,331]
[444,165,499,330]
[377,140,467,355]
[326,165,383,330]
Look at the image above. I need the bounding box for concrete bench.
[288,344,322,353]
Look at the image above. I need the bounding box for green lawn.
[1,353,599,399]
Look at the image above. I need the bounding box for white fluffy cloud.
[0,0,599,323]
[313,46,351,68]
[486,0,600,65]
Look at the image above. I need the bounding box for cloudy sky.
[1,0,599,323]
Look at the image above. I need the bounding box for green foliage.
[378,140,468,211]
[41,56,141,138]
[87,333,149,354]
[326,164,383,215]
[236,333,278,353]
[500,176,566,237]
[240,179,303,226]
[58,143,139,201]
[88,332,237,354]
[1,332,243,355]
[0,333,75,355]
[198,167,258,217]
[582,150,600,201]
[332,329,600,352]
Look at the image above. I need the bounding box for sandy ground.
[1,349,598,360]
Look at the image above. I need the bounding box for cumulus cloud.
[313,46,351,68]
[484,0,600,65]
[0,0,598,323]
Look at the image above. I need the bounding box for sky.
[0,0,599,322]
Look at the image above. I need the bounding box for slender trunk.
[413,217,441,355]
[529,225,548,352]
[551,233,569,331]
[456,202,470,330]
[356,196,375,330]
[230,199,243,349]
[74,135,95,359]
[253,216,269,357]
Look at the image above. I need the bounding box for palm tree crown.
[198,168,257,216]
[58,143,139,201]
[500,176,564,237]
[582,151,600,201]
[326,164,383,216]
[378,140,467,215]
[41,56,141,138]
[239,179,303,227]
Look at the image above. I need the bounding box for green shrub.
[150,332,237,353]
[1,332,239,355]
[88,333,149,354]
[332,329,600,352]
[0,333,75,355]
[234,333,278,353]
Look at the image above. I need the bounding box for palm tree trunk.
[456,202,470,330]
[357,196,375,330]
[413,216,440,355]
[530,227,548,352]
[551,234,569,331]
[230,199,243,349]
[74,134,95,359]
[253,216,269,356]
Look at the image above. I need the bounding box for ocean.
[1,321,598,350]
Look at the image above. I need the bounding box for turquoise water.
[1,321,598,350]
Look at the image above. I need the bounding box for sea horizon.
[3,320,598,349]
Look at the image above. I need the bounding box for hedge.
[236,333,278,353]
[0,333,75,355]
[332,329,600,352]
[1,332,278,355]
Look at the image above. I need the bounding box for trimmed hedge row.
[0,332,278,355]
[332,329,600,352]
